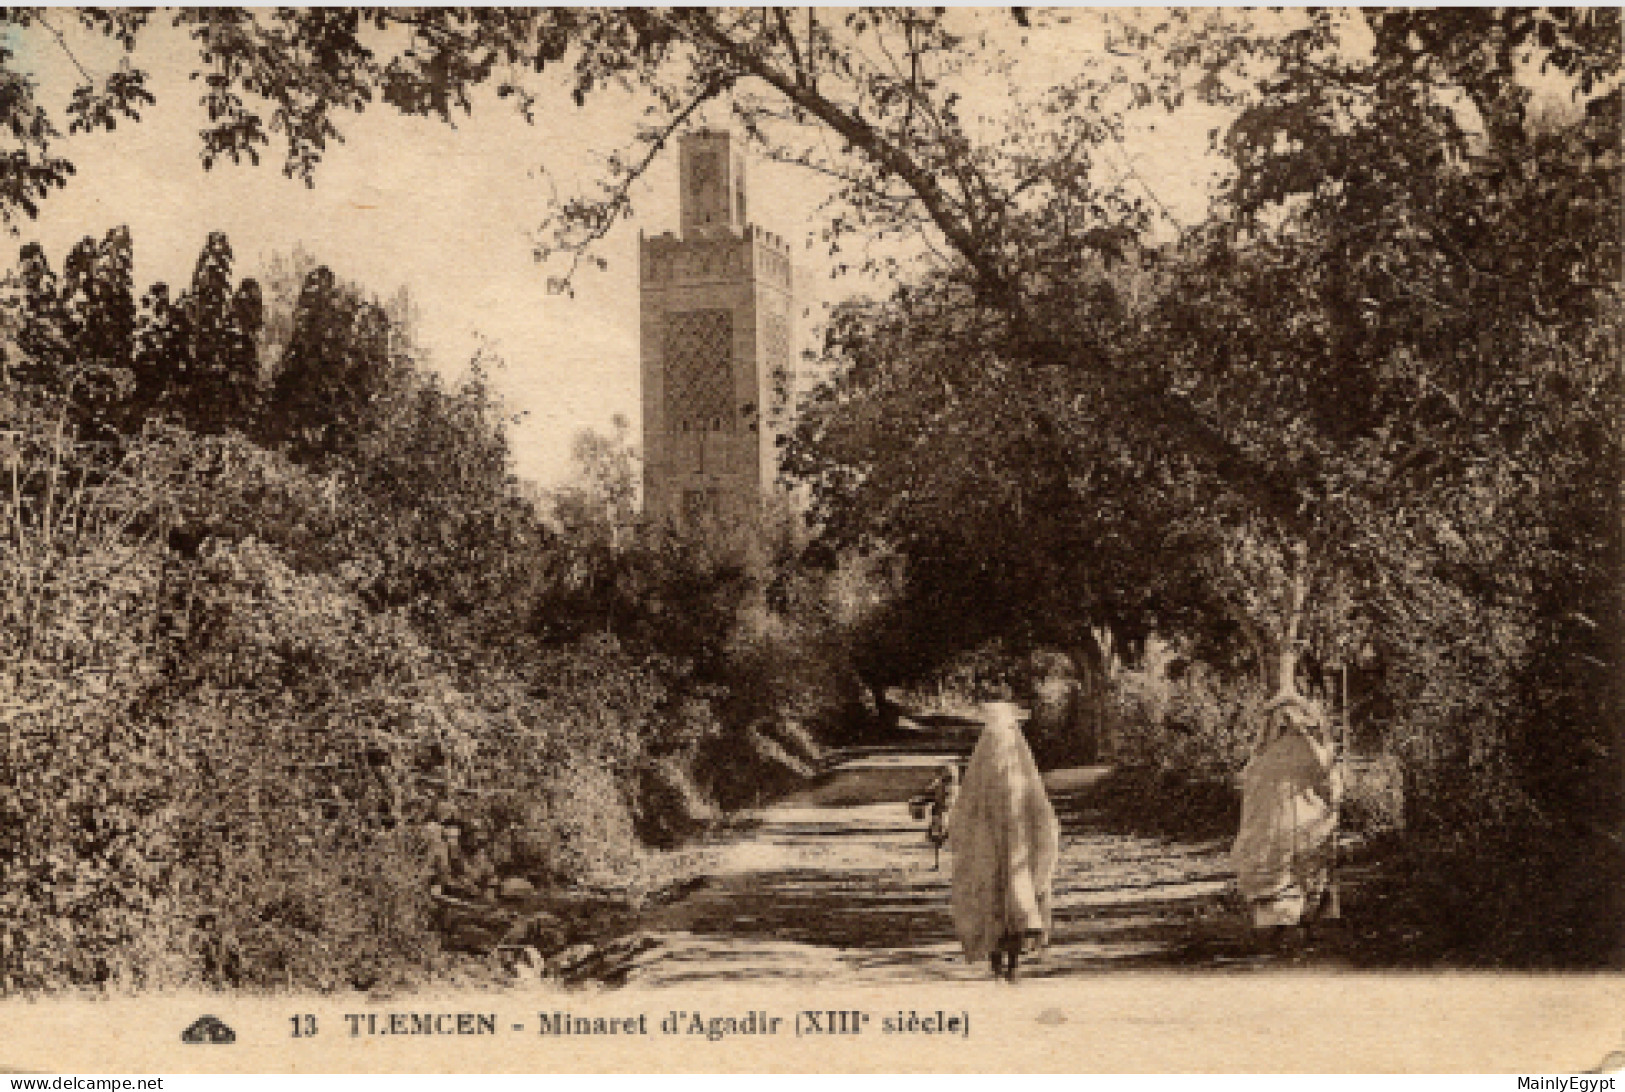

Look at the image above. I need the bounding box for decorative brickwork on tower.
[641,129,796,525]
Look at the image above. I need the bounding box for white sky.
[4,11,1229,487]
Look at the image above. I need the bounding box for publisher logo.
[181,1015,236,1045]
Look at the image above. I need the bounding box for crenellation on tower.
[640,129,797,527]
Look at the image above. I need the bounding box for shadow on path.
[607,747,1358,987]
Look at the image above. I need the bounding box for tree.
[1148,11,1622,837]
[4,229,265,440]
[342,355,551,646]
[0,11,152,230]
[131,281,185,419]
[0,9,1311,521]
[17,6,1598,722]
[781,8,1619,846]
[253,244,320,373]
[133,232,264,434]
[262,266,411,465]
[178,232,263,432]
[552,414,640,553]
[2,227,138,439]
[786,261,1217,745]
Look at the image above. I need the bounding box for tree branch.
[535,77,726,293]
[34,12,96,86]
[771,7,807,87]
[669,9,1007,302]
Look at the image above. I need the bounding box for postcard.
[0,6,1619,1075]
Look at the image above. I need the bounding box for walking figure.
[949,700,1060,982]
[1230,692,1343,949]
[926,762,959,870]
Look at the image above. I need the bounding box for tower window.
[663,309,734,433]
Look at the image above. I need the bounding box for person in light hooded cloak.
[948,700,1061,981]
[1230,691,1342,939]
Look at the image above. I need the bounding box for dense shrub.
[1087,768,1242,840]
[538,447,849,815]
[160,538,467,988]
[1368,827,1624,968]
[1105,657,1406,839]
[458,635,665,887]
[523,762,642,885]
[633,756,718,849]
[1024,654,1084,767]
[695,598,840,797]
[0,423,188,990]
[699,721,820,812]
[1110,662,1260,781]
[1341,756,1405,835]
[157,429,350,574]
[1,420,588,991]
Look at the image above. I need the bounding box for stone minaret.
[640,129,796,525]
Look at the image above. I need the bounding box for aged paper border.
[1,975,1621,1073]
[3,3,1621,1076]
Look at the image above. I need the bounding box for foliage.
[0,420,476,989]
[633,754,716,850]
[2,228,137,439]
[1,7,1617,979]
[2,227,549,648]
[1372,826,1623,968]
[134,231,264,435]
[342,357,548,644]
[1341,757,1405,838]
[605,509,839,811]
[0,11,151,228]
[0,424,180,989]
[535,427,858,812]
[538,417,643,642]
[261,266,413,466]
[0,408,673,990]
[787,9,1621,868]
[5,229,262,441]
[1111,662,1262,783]
[784,272,1211,695]
[0,238,735,989]
[160,537,457,990]
[549,414,639,552]
[1164,13,1624,841]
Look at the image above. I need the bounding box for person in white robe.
[948,701,1061,980]
[1230,691,1343,937]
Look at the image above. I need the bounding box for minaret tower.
[639,129,797,525]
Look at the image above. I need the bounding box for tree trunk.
[1065,628,1111,765]
[1263,640,1303,698]
[864,677,899,732]
[1273,551,1311,697]
[1252,545,1312,699]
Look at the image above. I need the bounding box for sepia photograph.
[0,4,1619,1075]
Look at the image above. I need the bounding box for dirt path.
[585,749,1347,987]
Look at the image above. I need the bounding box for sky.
[3,11,1230,487]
